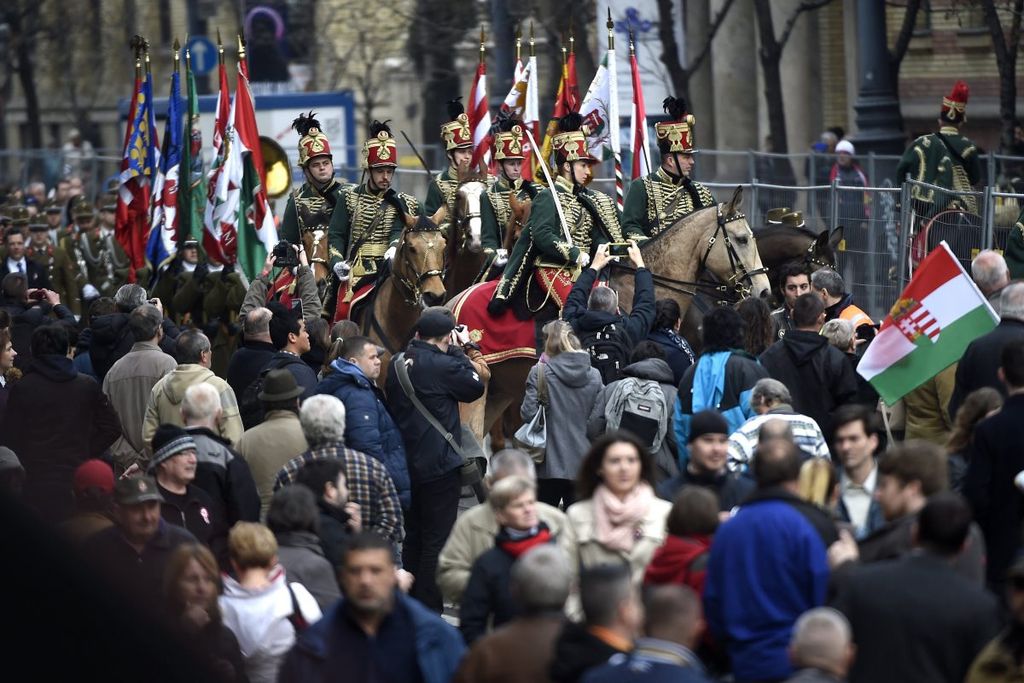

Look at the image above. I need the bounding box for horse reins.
[697,208,769,300]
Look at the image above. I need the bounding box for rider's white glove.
[384,246,397,262]
[333,260,352,282]
[577,251,590,268]
[494,248,509,267]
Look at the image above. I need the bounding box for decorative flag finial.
[479,25,485,64]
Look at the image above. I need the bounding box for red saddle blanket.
[334,280,377,322]
[450,280,537,365]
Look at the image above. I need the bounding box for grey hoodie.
[522,350,603,480]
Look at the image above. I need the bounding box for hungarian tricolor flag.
[468,60,492,168]
[538,48,579,177]
[858,242,998,403]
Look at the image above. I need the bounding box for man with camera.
[385,308,489,613]
[239,240,321,325]
[329,121,420,321]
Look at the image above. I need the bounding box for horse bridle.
[696,208,769,300]
[802,239,836,271]
[392,228,446,308]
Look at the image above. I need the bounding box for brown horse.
[353,206,448,371]
[445,174,490,296]
[472,187,771,448]
[300,227,331,303]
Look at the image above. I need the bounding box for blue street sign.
[186,36,218,76]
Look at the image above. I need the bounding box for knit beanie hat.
[149,424,197,472]
[689,410,729,442]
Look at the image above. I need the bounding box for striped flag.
[520,53,540,181]
[629,41,650,179]
[148,67,182,274]
[468,59,492,168]
[538,48,579,177]
[858,242,998,403]
[204,56,233,263]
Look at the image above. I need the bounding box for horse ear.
[829,226,844,250]
[403,211,417,230]
[430,205,447,227]
[726,186,743,216]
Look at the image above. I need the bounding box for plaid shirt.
[274,444,405,548]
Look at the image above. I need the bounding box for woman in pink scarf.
[564,432,673,587]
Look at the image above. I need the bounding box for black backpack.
[578,323,632,385]
[239,355,306,429]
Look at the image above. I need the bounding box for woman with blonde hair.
[218,522,322,683]
[164,543,247,681]
[521,319,603,508]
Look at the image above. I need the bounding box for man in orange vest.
[811,268,876,343]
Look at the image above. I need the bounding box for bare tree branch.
[890,0,923,69]
[690,0,738,74]
[779,0,834,50]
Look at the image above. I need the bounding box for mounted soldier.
[489,112,637,315]
[329,120,420,321]
[622,96,715,237]
[896,80,982,219]
[279,112,346,296]
[484,114,538,276]
[425,98,483,220]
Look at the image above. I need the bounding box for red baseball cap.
[73,459,114,496]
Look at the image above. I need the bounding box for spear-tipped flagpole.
[607,8,623,212]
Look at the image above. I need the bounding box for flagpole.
[607,9,623,213]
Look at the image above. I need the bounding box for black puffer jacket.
[385,339,486,484]
[759,329,858,438]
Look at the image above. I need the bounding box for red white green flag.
[858,242,998,403]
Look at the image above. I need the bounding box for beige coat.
[142,364,243,449]
[564,495,673,586]
[236,410,309,520]
[437,500,573,605]
[102,341,177,471]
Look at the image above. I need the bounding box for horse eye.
[737,236,749,245]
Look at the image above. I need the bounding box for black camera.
[273,240,299,268]
[607,242,632,257]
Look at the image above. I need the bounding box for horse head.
[702,187,771,300]
[397,206,448,308]
[808,227,843,271]
[454,174,489,254]
[505,193,532,251]
[300,228,331,298]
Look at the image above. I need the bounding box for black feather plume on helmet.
[557,111,584,133]
[494,110,522,134]
[662,97,688,121]
[447,98,465,120]
[292,111,321,136]
[369,119,393,138]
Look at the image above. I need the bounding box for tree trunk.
[980,0,1021,152]
[10,3,42,150]
[656,0,690,103]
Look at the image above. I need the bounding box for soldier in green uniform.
[622,96,715,237]
[484,115,537,276]
[279,112,347,258]
[27,213,82,317]
[150,239,203,323]
[425,98,480,219]
[172,257,247,376]
[896,80,982,218]
[8,205,31,239]
[329,120,420,321]
[490,112,631,313]
[80,193,131,299]
[42,198,64,248]
[61,195,95,303]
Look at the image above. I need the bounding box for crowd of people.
[2,78,1024,681]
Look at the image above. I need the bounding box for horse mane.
[641,203,722,249]
[754,224,819,240]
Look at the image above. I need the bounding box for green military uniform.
[1005,207,1024,281]
[623,96,715,237]
[80,229,131,299]
[487,176,534,251]
[895,81,982,218]
[494,175,624,305]
[27,217,81,316]
[172,265,246,377]
[59,196,94,302]
[330,183,419,279]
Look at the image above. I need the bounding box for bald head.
[972,250,1009,296]
[790,608,854,677]
[243,307,272,342]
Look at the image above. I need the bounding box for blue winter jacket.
[674,350,768,469]
[316,359,411,510]
[703,489,832,682]
[277,591,466,683]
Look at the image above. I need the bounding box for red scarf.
[497,524,552,558]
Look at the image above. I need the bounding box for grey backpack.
[603,376,670,453]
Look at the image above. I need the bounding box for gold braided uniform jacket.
[80,229,130,298]
[494,176,628,302]
[329,183,419,279]
[621,167,716,237]
[278,179,348,256]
